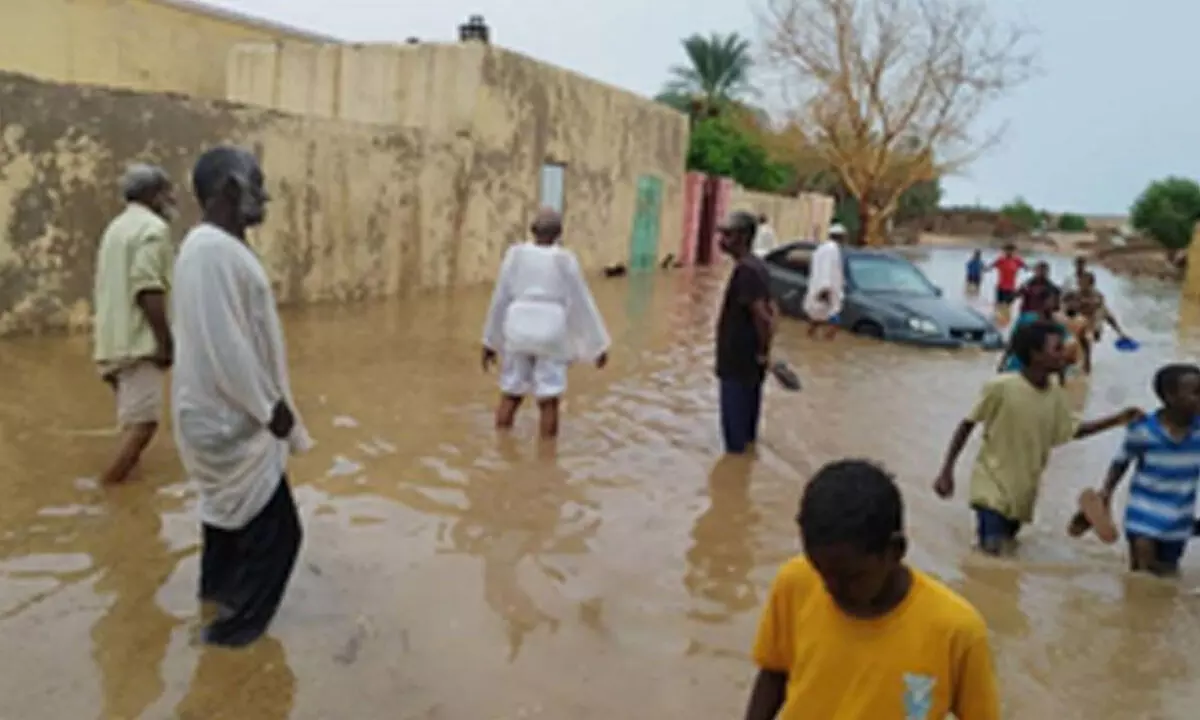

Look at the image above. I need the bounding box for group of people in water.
[90,156,1197,718]
[714,218,1199,718]
[969,245,1130,375]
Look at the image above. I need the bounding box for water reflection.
[91,488,188,720]
[434,437,601,661]
[174,638,295,720]
[685,456,761,622]
[1,249,1199,717]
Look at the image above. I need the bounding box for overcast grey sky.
[202,0,1198,215]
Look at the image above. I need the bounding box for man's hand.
[596,352,608,369]
[268,401,295,440]
[933,469,955,499]
[481,347,497,372]
[150,342,174,369]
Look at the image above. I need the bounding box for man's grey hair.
[120,163,170,202]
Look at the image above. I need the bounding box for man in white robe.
[803,223,847,340]
[171,146,312,647]
[481,208,610,439]
[754,214,778,255]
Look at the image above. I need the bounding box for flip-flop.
[770,360,802,392]
[1114,337,1140,352]
[1076,489,1118,544]
[1067,510,1091,538]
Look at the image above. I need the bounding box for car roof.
[769,241,906,261]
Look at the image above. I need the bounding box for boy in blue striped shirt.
[1074,363,1200,575]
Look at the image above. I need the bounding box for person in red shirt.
[988,243,1026,306]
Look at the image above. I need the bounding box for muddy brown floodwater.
[2,247,1199,719]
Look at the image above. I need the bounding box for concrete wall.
[227,42,690,279]
[0,0,331,100]
[0,70,467,336]
[728,187,834,243]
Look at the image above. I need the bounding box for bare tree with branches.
[759,0,1038,244]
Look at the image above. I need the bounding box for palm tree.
[655,33,756,120]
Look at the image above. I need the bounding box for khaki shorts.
[114,362,165,428]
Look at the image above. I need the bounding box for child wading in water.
[965,249,984,294]
[481,208,611,439]
[745,460,1000,720]
[935,321,1141,555]
[1071,363,1200,576]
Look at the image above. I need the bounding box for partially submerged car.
[762,241,1003,350]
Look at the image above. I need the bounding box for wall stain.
[0,43,826,338]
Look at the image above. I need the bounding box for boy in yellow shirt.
[745,460,1000,720]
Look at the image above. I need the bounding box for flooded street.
[2,247,1200,719]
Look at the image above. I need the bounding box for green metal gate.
[629,175,663,271]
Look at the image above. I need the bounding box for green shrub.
[1056,213,1087,232]
[998,197,1041,232]
[1131,177,1200,250]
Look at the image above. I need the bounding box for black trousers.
[200,475,303,648]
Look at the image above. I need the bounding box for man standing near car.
[715,211,776,455]
[803,223,846,340]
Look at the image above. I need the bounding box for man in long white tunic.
[481,208,610,439]
[171,146,312,647]
[803,223,847,340]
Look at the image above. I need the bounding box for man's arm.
[135,290,171,363]
[480,247,518,367]
[737,264,774,359]
[745,671,787,720]
[1100,458,1133,501]
[936,381,1000,496]
[130,230,174,365]
[751,298,775,358]
[1101,304,1127,337]
[1075,407,1142,440]
[951,626,1001,720]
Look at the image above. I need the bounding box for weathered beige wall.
[728,188,835,242]
[0,70,469,336]
[0,0,329,99]
[227,42,690,281]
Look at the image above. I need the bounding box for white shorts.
[114,361,165,428]
[500,353,568,399]
[803,296,843,322]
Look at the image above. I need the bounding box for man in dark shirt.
[1016,261,1057,317]
[715,211,776,454]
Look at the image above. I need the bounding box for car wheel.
[853,320,884,339]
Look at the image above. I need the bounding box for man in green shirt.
[92,164,178,485]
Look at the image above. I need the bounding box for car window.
[767,248,812,276]
[847,256,936,295]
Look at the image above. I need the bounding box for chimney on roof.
[458,15,490,44]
